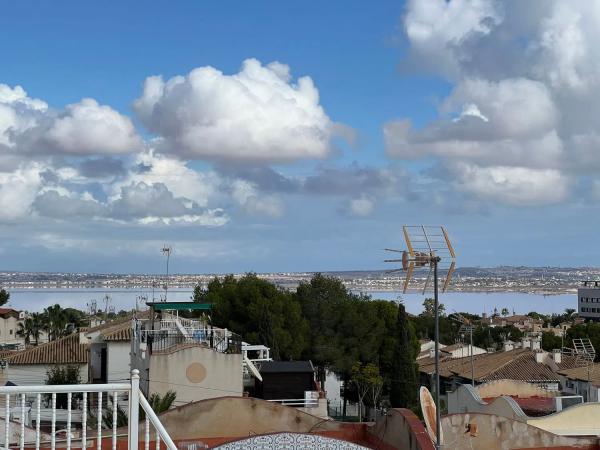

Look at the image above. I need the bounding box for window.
[9,329,12,335]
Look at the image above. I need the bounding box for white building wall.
[149,346,242,404]
[107,341,130,382]
[0,316,22,345]
[578,286,600,320]
[449,345,487,358]
[0,364,88,386]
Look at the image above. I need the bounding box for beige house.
[0,308,25,347]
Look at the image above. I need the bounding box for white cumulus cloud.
[388,0,600,206]
[133,58,336,163]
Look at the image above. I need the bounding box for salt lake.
[5,288,576,316]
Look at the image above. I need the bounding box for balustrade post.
[129,369,140,450]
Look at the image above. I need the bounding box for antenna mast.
[161,245,173,302]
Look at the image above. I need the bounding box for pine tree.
[389,303,418,408]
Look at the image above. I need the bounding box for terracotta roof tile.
[6,334,88,365]
[418,349,560,383]
[558,364,600,386]
[101,322,132,342]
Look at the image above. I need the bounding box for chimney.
[531,337,541,351]
[534,349,544,363]
[521,338,530,349]
[553,349,562,364]
[429,348,435,359]
[503,341,514,352]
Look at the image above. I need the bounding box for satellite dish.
[420,386,443,445]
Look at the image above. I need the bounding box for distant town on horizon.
[1,266,599,295]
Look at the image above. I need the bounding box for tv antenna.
[102,295,112,315]
[87,299,97,315]
[450,312,476,387]
[385,225,456,450]
[161,245,173,302]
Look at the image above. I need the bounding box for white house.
[84,317,133,383]
[0,333,89,386]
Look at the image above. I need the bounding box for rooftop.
[6,333,88,365]
[259,361,315,374]
[558,364,600,387]
[418,349,559,383]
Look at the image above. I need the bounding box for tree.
[45,365,82,408]
[16,319,32,346]
[501,308,509,317]
[351,362,382,421]
[104,390,177,427]
[30,313,43,346]
[195,274,308,360]
[390,304,418,408]
[42,304,68,341]
[0,289,9,307]
[541,331,563,352]
[421,298,445,317]
[148,390,177,414]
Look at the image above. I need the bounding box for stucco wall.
[0,416,50,446]
[366,408,435,450]
[447,384,529,421]
[527,402,600,436]
[442,413,599,450]
[477,380,561,399]
[149,345,242,404]
[136,396,346,441]
[0,316,22,345]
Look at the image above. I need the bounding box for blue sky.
[1,0,600,274]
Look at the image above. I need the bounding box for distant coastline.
[0,266,593,296]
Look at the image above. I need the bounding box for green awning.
[146,301,212,311]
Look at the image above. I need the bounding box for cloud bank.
[387,0,600,206]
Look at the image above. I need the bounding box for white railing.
[0,370,177,450]
[266,398,319,408]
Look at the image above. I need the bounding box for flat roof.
[146,301,212,311]
[259,361,315,374]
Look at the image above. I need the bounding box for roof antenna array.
[385,225,456,450]
[384,225,456,294]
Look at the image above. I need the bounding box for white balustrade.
[0,369,177,450]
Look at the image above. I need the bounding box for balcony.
[0,370,177,449]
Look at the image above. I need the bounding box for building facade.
[577,281,600,320]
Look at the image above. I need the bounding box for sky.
[2,0,600,274]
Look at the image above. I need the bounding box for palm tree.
[18,314,46,346]
[30,313,43,345]
[140,391,177,420]
[43,305,68,341]
[16,319,32,346]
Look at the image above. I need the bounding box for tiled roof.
[0,308,20,318]
[6,334,88,365]
[558,365,600,386]
[479,352,558,382]
[418,349,560,383]
[554,355,580,370]
[101,322,132,342]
